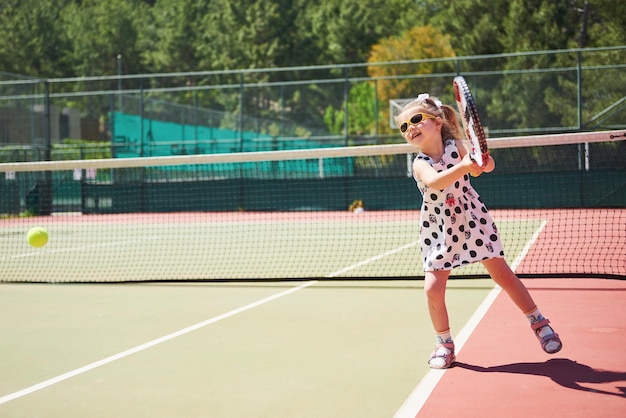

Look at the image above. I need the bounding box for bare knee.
[483,258,518,287]
[424,272,449,302]
[483,257,535,312]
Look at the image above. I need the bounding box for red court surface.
[417,279,626,418]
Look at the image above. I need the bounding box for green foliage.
[368,25,456,100]
[368,25,456,135]
[196,0,282,72]
[306,0,423,66]
[52,139,112,160]
[0,0,623,141]
[0,139,111,162]
[323,105,343,136]
[0,0,73,76]
[323,82,376,138]
[61,0,150,77]
[348,82,377,136]
[427,0,624,56]
[0,0,622,79]
[0,0,434,79]
[140,0,209,74]
[419,0,626,132]
[586,0,626,46]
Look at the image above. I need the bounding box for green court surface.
[0,280,495,417]
[0,213,543,416]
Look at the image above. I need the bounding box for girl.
[396,94,562,369]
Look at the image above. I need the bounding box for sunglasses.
[399,113,436,133]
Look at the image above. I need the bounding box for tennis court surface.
[1,278,625,417]
[399,278,626,418]
[1,130,624,416]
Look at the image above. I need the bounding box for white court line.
[0,238,417,406]
[327,240,420,277]
[0,227,512,408]
[0,280,317,406]
[393,220,547,418]
[0,239,417,405]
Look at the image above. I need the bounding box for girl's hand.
[461,153,484,177]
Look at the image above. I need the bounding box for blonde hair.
[395,94,464,142]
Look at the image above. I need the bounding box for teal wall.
[110,112,336,157]
[76,171,625,213]
[2,171,623,215]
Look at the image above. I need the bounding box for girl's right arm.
[413,158,473,190]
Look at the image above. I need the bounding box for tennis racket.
[453,76,489,167]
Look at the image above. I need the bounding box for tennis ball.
[27,227,48,248]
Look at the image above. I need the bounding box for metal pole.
[374,79,379,144]
[343,68,349,147]
[577,51,582,131]
[139,79,144,158]
[280,84,284,141]
[41,81,52,215]
[577,50,589,171]
[44,81,51,161]
[193,90,198,154]
[239,72,245,152]
[139,78,145,212]
[117,54,123,112]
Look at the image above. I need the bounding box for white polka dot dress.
[414,139,505,271]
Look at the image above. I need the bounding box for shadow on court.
[455,359,626,398]
[414,279,626,418]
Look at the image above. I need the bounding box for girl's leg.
[424,270,456,368]
[482,257,562,354]
[481,257,535,312]
[424,270,452,333]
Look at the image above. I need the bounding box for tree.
[0,0,72,77]
[486,0,626,132]
[545,0,626,129]
[573,0,626,48]
[305,0,424,66]
[427,0,511,57]
[485,1,578,130]
[423,0,625,132]
[61,0,150,78]
[140,0,210,74]
[0,0,622,140]
[196,0,283,73]
[368,25,456,135]
[323,81,376,139]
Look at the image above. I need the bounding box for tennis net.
[1,130,624,282]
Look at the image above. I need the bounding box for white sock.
[525,307,552,337]
[435,329,452,345]
[525,307,544,324]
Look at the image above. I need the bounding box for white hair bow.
[415,93,442,110]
